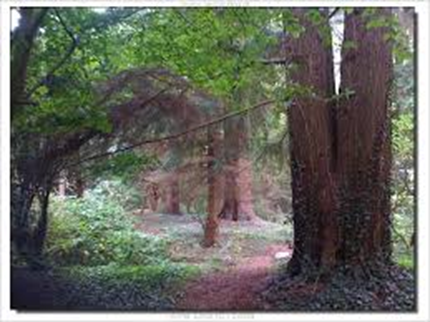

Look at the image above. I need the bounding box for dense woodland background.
[10,7,415,311]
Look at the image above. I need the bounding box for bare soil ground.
[175,244,292,311]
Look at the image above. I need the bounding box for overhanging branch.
[73,99,276,166]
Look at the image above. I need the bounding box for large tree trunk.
[286,8,393,278]
[336,8,393,265]
[285,8,338,276]
[262,8,412,311]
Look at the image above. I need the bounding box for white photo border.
[1,1,428,321]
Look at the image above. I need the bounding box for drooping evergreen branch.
[74,99,277,166]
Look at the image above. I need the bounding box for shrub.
[87,179,143,211]
[46,181,168,266]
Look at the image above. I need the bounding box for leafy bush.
[87,179,143,211]
[391,57,415,269]
[46,181,169,266]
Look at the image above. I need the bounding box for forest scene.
[10,6,416,312]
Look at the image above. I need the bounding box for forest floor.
[11,213,415,312]
[135,212,292,269]
[136,213,416,312]
[175,244,292,310]
[11,212,292,311]
[135,213,293,310]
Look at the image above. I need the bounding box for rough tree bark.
[286,8,393,278]
[336,8,393,266]
[285,8,338,276]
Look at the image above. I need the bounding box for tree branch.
[26,9,78,99]
[73,99,276,166]
[260,58,292,65]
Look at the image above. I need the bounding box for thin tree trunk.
[163,141,182,215]
[164,173,181,214]
[58,170,66,198]
[75,177,85,198]
[74,161,85,198]
[220,117,239,220]
[204,127,220,247]
[33,187,51,257]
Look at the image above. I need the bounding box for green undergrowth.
[392,211,414,270]
[46,182,172,267]
[59,262,201,290]
[11,262,202,310]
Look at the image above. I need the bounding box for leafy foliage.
[85,151,159,183]
[391,56,414,269]
[46,181,167,266]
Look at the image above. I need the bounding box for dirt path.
[176,245,292,311]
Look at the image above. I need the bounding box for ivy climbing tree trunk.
[336,8,393,266]
[285,8,393,278]
[285,8,338,276]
